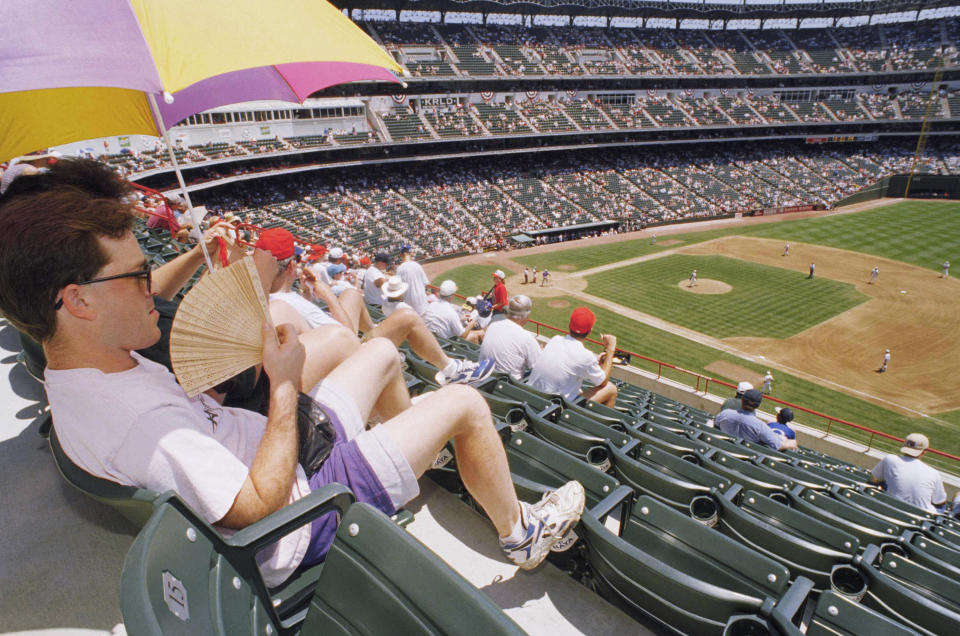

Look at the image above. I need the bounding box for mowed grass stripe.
[585,254,869,339]
[432,264,515,300]
[513,200,960,273]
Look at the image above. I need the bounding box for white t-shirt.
[470,309,492,329]
[270,291,339,328]
[362,266,386,305]
[528,335,605,401]
[330,279,353,297]
[396,259,429,315]
[871,454,946,513]
[44,353,311,587]
[382,299,412,317]
[479,319,541,380]
[422,299,465,339]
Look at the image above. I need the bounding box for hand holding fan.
[170,256,272,396]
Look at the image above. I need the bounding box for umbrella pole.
[147,92,215,272]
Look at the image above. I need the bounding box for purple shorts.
[299,380,418,566]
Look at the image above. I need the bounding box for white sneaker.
[439,358,495,386]
[500,481,586,570]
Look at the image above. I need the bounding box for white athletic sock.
[442,359,459,378]
[500,504,529,544]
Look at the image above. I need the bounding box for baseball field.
[427,199,960,472]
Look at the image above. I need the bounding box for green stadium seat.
[578,491,811,634]
[121,487,524,636]
[899,530,960,579]
[703,452,793,496]
[787,487,905,546]
[609,441,730,511]
[856,544,960,635]
[714,486,860,589]
[521,404,608,462]
[756,457,834,491]
[806,591,917,636]
[832,487,927,530]
[487,378,558,412]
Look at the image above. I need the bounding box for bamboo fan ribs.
[170,256,271,396]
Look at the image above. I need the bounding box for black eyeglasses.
[54,264,153,310]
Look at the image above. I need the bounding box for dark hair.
[0,159,135,342]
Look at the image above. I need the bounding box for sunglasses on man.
[54,264,153,310]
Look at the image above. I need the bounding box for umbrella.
[0,0,402,267]
[0,0,402,162]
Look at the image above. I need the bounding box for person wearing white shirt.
[362,253,390,306]
[381,275,413,317]
[422,280,472,339]
[528,307,619,406]
[396,245,429,315]
[871,433,947,513]
[480,295,541,380]
[327,263,354,297]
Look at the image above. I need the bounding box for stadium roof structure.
[333,0,959,20]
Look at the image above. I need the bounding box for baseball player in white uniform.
[868,266,879,285]
[943,261,950,279]
[762,370,773,394]
[879,349,891,373]
[689,269,697,287]
[783,242,790,256]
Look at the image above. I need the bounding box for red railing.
[525,318,960,468]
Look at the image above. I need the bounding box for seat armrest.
[227,483,355,552]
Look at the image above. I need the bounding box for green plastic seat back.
[706,452,792,495]
[556,407,631,444]
[640,422,712,457]
[120,496,278,636]
[859,489,938,524]
[301,503,524,635]
[609,443,729,510]
[403,353,441,387]
[878,552,960,612]
[49,425,159,527]
[808,591,917,636]
[790,489,903,545]
[717,490,859,589]
[834,488,925,529]
[505,431,621,509]
[490,379,556,412]
[522,404,605,459]
[906,532,960,576]
[697,431,758,460]
[758,458,833,491]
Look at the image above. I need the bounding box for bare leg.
[368,307,451,371]
[337,288,373,333]
[299,324,360,390]
[322,336,411,421]
[380,385,521,536]
[582,382,618,407]
[463,329,484,345]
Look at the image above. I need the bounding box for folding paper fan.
[170,256,272,397]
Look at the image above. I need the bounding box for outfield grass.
[585,254,868,339]
[432,264,515,300]
[433,263,960,473]
[513,200,960,273]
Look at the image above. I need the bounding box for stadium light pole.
[904,56,945,198]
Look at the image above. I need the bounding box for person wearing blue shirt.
[767,407,797,441]
[715,389,797,451]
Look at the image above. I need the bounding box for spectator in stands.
[0,158,586,580]
[716,389,797,451]
[381,276,412,318]
[479,295,541,380]
[767,407,797,442]
[528,307,619,407]
[871,434,947,513]
[327,264,353,297]
[490,269,509,320]
[422,280,472,340]
[396,245,430,314]
[363,253,390,306]
[719,381,754,414]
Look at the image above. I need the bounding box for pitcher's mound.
[677,279,732,294]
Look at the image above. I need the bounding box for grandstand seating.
[383,106,433,142]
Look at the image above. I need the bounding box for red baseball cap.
[255,228,298,260]
[569,307,596,335]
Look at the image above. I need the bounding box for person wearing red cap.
[527,307,619,406]
[253,228,493,388]
[490,269,509,320]
[0,158,587,584]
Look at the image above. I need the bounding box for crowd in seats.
[861,93,900,120]
[382,106,433,142]
[716,96,764,125]
[562,100,612,130]
[518,101,578,133]
[422,104,484,137]
[355,19,959,78]
[898,90,948,120]
[677,95,732,126]
[473,102,533,135]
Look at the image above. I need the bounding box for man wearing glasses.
[0,159,584,586]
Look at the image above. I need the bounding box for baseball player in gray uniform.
[868,266,879,285]
[943,261,950,279]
